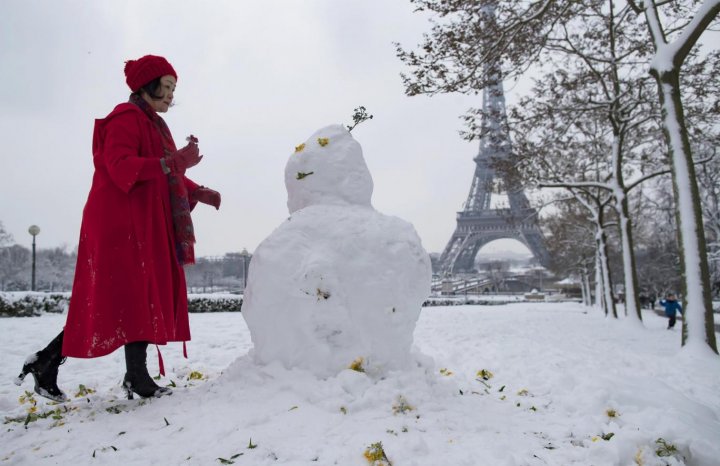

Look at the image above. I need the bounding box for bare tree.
[0,221,13,247]
[398,1,645,320]
[542,200,599,307]
[397,0,718,352]
[0,244,30,291]
[483,260,509,292]
[504,2,667,323]
[36,247,77,291]
[633,184,683,300]
[696,146,720,296]
[626,0,719,352]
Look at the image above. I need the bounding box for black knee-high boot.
[122,342,172,399]
[15,331,68,402]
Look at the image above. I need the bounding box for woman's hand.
[193,186,221,210]
[162,143,202,174]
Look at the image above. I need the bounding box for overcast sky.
[1,0,535,257]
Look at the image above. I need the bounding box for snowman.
[241,124,431,378]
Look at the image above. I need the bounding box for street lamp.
[28,225,40,291]
[239,248,250,291]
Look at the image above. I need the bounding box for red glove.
[162,143,202,174]
[193,186,221,210]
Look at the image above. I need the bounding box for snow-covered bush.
[0,292,68,317]
[187,294,242,313]
[0,292,243,317]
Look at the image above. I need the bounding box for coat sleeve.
[184,176,200,195]
[184,176,200,210]
[102,111,165,193]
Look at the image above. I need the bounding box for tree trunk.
[596,227,618,318]
[607,0,643,324]
[610,130,643,323]
[653,69,718,353]
[595,250,604,312]
[581,267,591,307]
[616,194,643,323]
[583,267,592,307]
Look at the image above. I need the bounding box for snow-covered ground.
[1,302,719,466]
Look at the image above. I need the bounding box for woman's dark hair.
[134,77,163,100]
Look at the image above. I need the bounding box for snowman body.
[242,124,431,377]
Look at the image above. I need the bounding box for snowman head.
[285,124,374,214]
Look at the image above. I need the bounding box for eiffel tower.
[438,69,551,274]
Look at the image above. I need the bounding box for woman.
[15,55,221,401]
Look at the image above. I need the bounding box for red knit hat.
[124,55,177,92]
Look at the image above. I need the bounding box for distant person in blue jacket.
[659,293,683,329]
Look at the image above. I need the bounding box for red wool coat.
[63,103,198,358]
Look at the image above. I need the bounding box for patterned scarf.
[129,94,195,265]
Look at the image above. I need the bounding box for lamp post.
[28,225,40,291]
[239,248,250,291]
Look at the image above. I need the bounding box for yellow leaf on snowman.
[295,143,306,153]
[348,357,365,372]
[317,137,329,147]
